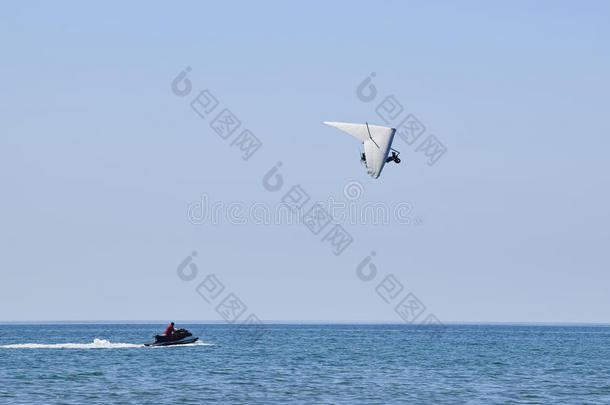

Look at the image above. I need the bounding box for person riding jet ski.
[144,322,199,347]
[163,322,175,337]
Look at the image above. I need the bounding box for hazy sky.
[1,1,608,323]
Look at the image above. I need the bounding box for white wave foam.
[0,338,215,349]
[0,338,141,349]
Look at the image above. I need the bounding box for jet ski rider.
[164,322,175,337]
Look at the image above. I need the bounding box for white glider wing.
[324,121,396,179]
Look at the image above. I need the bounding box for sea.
[0,323,609,404]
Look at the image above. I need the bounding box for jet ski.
[144,328,198,347]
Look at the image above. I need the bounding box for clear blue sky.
[1,1,608,323]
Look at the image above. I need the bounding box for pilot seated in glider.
[324,121,400,179]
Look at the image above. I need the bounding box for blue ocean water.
[0,324,609,404]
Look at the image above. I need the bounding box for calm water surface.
[1,324,609,404]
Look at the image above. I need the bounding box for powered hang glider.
[323,121,401,179]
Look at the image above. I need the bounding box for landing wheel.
[395,157,401,164]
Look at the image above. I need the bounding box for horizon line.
[1,320,609,327]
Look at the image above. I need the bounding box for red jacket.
[165,325,174,335]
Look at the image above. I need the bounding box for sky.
[1,1,608,323]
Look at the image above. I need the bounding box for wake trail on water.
[0,338,141,349]
[0,338,214,349]
[149,341,213,348]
